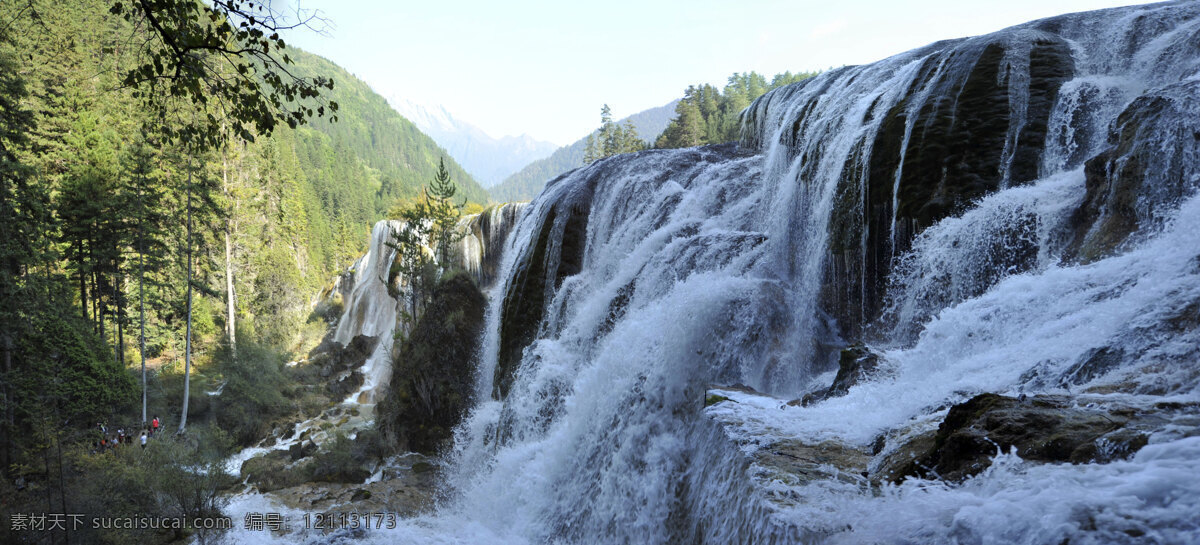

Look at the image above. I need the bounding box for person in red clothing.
[151,416,160,436]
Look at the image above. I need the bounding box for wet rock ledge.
[704,385,1200,513]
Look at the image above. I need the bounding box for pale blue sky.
[280,0,1156,145]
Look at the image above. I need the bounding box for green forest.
[654,71,816,148]
[0,2,487,540]
[0,1,818,541]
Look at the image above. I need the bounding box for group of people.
[92,416,162,453]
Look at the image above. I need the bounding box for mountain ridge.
[488,100,679,202]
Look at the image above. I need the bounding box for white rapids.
[215,3,1200,544]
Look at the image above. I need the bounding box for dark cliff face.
[1065,80,1200,263]
[822,32,1076,339]
[493,171,596,401]
[455,203,529,290]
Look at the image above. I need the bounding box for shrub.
[376,272,485,454]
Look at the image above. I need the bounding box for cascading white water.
[334,220,406,405]
[221,221,407,477]
[882,168,1086,342]
[216,3,1200,544]
[455,202,530,290]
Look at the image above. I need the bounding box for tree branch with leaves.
[108,0,339,148]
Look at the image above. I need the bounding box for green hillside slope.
[489,101,678,202]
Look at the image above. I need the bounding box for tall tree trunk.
[116,274,126,368]
[138,184,147,426]
[89,243,98,332]
[224,230,235,346]
[2,334,12,477]
[96,270,106,353]
[77,241,89,322]
[54,399,68,545]
[222,142,236,353]
[178,162,193,434]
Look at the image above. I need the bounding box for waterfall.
[331,204,530,406]
[428,3,1199,543]
[332,220,406,405]
[216,3,1200,543]
[454,202,530,290]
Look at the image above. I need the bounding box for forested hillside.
[488,101,677,202]
[490,70,817,203]
[0,0,483,498]
[655,71,816,148]
[288,52,490,206]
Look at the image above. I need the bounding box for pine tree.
[618,120,647,154]
[426,158,466,267]
[583,104,647,164]
[656,70,818,149]
[583,134,598,165]
[123,135,171,425]
[0,27,40,474]
[388,157,465,323]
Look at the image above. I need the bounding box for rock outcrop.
[377,272,486,454]
[453,202,529,289]
[794,344,884,406]
[494,169,597,400]
[816,33,1076,339]
[893,393,1149,482]
[1065,80,1200,263]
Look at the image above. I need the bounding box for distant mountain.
[390,97,558,188]
[489,101,679,202]
[285,52,490,206]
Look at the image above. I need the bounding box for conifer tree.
[583,134,598,165]
[655,70,818,149]
[388,157,465,323]
[427,158,466,266]
[124,135,171,425]
[0,27,40,474]
[584,104,646,164]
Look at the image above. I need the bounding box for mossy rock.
[704,394,732,407]
[242,451,315,492]
[411,461,435,474]
[796,344,884,406]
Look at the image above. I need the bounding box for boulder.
[1064,80,1200,263]
[897,393,1148,482]
[753,439,871,492]
[309,334,380,376]
[793,344,883,406]
[242,450,314,492]
[326,370,364,398]
[288,440,318,462]
[871,428,938,484]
